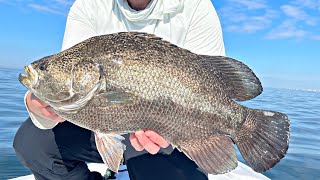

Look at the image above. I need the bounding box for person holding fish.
[14,0,289,180]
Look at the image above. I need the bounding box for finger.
[30,97,48,108]
[51,116,65,123]
[41,106,55,117]
[145,130,170,148]
[135,131,160,154]
[30,93,48,107]
[40,107,65,122]
[129,133,144,151]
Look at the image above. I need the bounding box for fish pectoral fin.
[94,132,126,173]
[198,56,262,101]
[178,136,238,174]
[100,91,136,105]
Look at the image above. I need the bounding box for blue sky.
[0,0,319,90]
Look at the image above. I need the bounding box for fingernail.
[144,131,151,136]
[135,130,144,136]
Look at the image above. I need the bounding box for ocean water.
[0,67,319,180]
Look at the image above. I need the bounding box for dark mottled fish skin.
[56,32,247,139]
[20,32,290,174]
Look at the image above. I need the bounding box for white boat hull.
[10,162,269,180]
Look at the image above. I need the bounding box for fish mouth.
[19,65,38,88]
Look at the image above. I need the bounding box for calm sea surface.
[0,68,319,180]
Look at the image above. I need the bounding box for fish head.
[19,52,104,107]
[19,54,77,104]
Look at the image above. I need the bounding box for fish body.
[19,32,289,174]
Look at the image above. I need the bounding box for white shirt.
[26,0,225,129]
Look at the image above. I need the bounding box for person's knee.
[13,117,56,168]
[13,118,32,166]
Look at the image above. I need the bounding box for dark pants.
[13,118,208,180]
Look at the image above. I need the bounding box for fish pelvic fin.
[234,109,290,172]
[94,132,126,173]
[178,136,238,174]
[198,55,262,101]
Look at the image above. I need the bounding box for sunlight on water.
[0,68,319,179]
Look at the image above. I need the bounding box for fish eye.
[39,63,47,71]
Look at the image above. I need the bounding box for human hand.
[26,91,65,123]
[130,130,170,154]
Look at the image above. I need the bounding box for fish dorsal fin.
[198,56,262,101]
[117,32,180,49]
[178,136,238,174]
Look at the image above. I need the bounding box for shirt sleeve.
[184,0,225,56]
[28,0,99,129]
[61,0,98,51]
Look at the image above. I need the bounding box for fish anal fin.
[198,56,262,101]
[94,132,126,173]
[178,136,238,174]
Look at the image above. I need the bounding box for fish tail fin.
[234,109,290,172]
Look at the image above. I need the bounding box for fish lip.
[19,65,39,87]
[19,73,30,87]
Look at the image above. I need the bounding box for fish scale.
[58,97,215,142]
